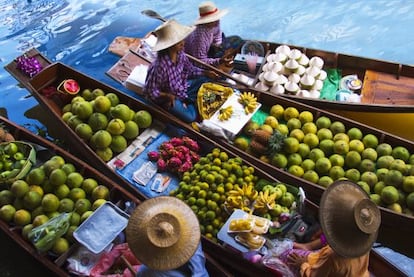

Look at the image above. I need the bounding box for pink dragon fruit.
[178,161,193,173]
[167,157,182,170]
[175,145,190,155]
[169,137,184,146]
[147,151,160,161]
[159,149,169,158]
[183,136,199,152]
[173,150,185,161]
[160,142,174,152]
[189,151,200,163]
[157,159,167,172]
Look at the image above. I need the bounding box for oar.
[140,9,249,87]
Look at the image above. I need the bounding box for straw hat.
[126,196,200,270]
[319,180,381,258]
[151,20,195,52]
[194,1,229,25]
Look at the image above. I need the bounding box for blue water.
[1,0,414,274]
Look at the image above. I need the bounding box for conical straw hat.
[152,20,195,52]
[126,196,200,270]
[319,180,381,258]
[194,1,228,25]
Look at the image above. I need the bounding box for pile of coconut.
[255,45,327,98]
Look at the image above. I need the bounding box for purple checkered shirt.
[185,23,222,66]
[144,50,203,101]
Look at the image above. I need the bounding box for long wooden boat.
[0,121,408,277]
[0,116,242,276]
[5,50,410,276]
[105,50,414,258]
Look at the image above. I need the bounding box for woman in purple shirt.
[185,2,243,67]
[144,20,217,122]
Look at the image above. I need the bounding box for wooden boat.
[5,50,411,276]
[105,49,414,258]
[0,114,408,277]
[0,115,244,276]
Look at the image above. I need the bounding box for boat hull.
[5,50,412,273]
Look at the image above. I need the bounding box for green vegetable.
[28,212,71,252]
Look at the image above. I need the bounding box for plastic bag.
[28,212,71,252]
[89,243,141,277]
[261,255,295,277]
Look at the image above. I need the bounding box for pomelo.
[330,121,346,135]
[75,123,93,141]
[283,107,299,121]
[106,118,126,135]
[134,110,153,128]
[315,116,331,129]
[90,130,112,149]
[303,170,319,183]
[269,104,284,119]
[362,134,379,149]
[392,146,410,162]
[88,112,108,132]
[376,143,393,157]
[110,135,128,153]
[347,127,363,140]
[318,176,333,188]
[123,120,139,139]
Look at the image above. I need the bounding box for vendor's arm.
[186,27,221,66]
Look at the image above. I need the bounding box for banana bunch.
[225,184,258,212]
[218,105,233,121]
[253,190,277,211]
[236,232,266,250]
[238,91,258,114]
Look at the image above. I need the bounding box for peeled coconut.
[267,61,283,73]
[288,73,301,84]
[300,74,316,90]
[312,79,324,91]
[318,70,327,81]
[299,90,311,98]
[284,81,300,94]
[306,66,321,78]
[274,74,288,85]
[289,49,302,60]
[258,72,265,82]
[273,52,288,64]
[309,56,324,69]
[263,71,278,86]
[309,89,321,99]
[270,84,285,94]
[284,59,299,72]
[266,53,277,63]
[255,81,270,92]
[295,65,306,76]
[275,45,291,56]
[298,54,309,66]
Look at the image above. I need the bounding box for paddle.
[140,9,249,87]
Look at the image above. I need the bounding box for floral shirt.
[185,23,222,66]
[144,50,203,101]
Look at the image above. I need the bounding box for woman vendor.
[285,180,381,276]
[144,19,218,123]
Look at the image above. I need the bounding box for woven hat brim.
[152,20,196,52]
[194,9,228,25]
[319,180,380,258]
[126,196,200,270]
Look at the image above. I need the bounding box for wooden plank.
[361,70,414,105]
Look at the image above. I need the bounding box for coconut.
[270,84,285,94]
[266,61,283,73]
[295,65,306,75]
[273,52,288,64]
[263,71,278,86]
[258,72,265,82]
[318,69,327,81]
[300,74,316,90]
[305,66,321,78]
[298,54,309,66]
[299,90,311,98]
[309,56,324,69]
[289,49,302,60]
[312,79,324,91]
[275,45,291,56]
[309,89,321,99]
[284,59,299,74]
[266,53,277,63]
[274,74,288,85]
[255,81,270,92]
[284,81,300,94]
[288,73,301,84]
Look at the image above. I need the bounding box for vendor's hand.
[205,70,219,80]
[287,252,307,267]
